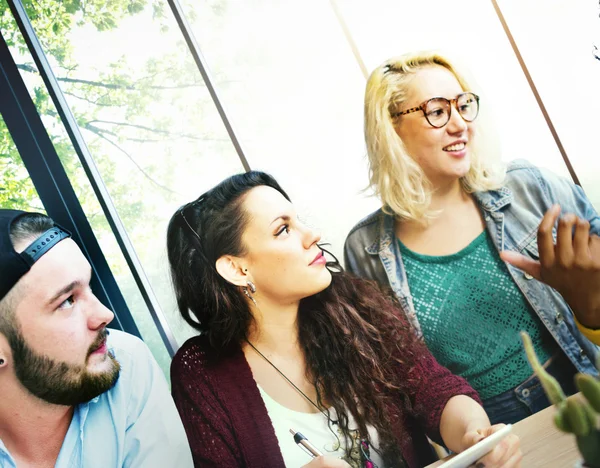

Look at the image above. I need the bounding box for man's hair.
[0,288,19,334]
[364,51,506,220]
[0,213,54,329]
[9,213,55,250]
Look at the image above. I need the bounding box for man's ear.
[215,255,249,287]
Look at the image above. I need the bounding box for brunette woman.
[167,171,521,467]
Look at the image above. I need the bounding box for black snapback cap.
[0,209,71,301]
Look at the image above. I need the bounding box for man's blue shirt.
[0,330,193,467]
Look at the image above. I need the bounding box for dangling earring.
[243,287,257,306]
[243,281,257,306]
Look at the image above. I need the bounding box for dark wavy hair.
[166,171,426,466]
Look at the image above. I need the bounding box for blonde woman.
[344,52,599,425]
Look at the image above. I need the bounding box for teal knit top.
[399,231,556,400]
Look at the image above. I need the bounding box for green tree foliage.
[1,0,180,228]
[0,0,234,373]
[0,127,43,211]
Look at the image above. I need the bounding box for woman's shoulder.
[171,334,212,380]
[345,208,387,253]
[501,159,589,211]
[504,159,546,185]
[347,208,383,236]
[504,159,572,192]
[171,334,243,385]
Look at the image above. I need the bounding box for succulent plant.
[521,332,600,468]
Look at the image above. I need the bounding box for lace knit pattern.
[170,333,480,468]
[399,231,556,400]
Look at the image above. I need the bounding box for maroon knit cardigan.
[171,335,481,468]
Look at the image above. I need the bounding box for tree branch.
[16,63,205,90]
[45,109,227,145]
[83,123,119,138]
[64,91,120,107]
[82,124,180,195]
[87,119,230,141]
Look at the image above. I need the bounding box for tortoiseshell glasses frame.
[391,92,480,128]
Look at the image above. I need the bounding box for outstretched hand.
[461,424,522,467]
[500,205,600,329]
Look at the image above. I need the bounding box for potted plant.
[521,332,600,468]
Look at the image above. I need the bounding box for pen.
[289,428,323,458]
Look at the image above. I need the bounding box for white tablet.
[439,424,513,468]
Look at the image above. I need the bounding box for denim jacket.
[344,160,599,375]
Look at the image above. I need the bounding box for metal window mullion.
[166,0,251,173]
[0,31,138,337]
[329,0,368,79]
[490,0,581,186]
[6,0,179,356]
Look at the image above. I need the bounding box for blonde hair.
[364,51,505,221]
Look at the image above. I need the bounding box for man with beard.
[0,210,193,467]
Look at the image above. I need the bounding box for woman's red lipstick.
[309,251,326,266]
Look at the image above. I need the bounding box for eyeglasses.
[392,92,480,128]
[178,195,205,241]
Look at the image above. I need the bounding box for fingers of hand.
[538,205,561,267]
[489,424,507,434]
[554,214,595,271]
[572,218,591,265]
[497,450,523,468]
[463,430,485,449]
[500,251,542,280]
[476,434,520,467]
[555,213,578,268]
[495,434,521,466]
[464,424,502,448]
[590,234,600,253]
[591,235,600,267]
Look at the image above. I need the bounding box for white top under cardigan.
[257,385,385,468]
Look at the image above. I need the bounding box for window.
[3,0,248,371]
[0,113,43,212]
[181,0,580,261]
[2,0,595,374]
[496,0,600,208]
[336,0,573,180]
[180,0,380,259]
